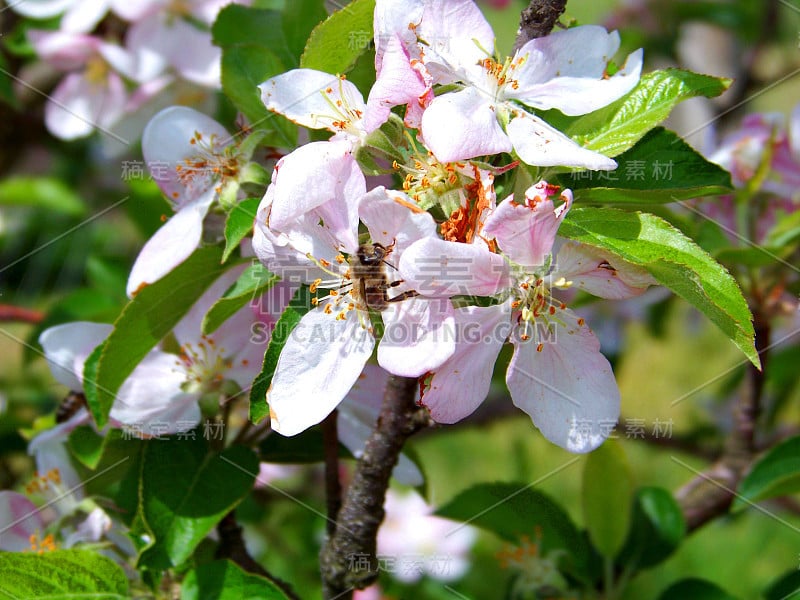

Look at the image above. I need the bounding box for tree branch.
[321,409,343,537]
[675,311,770,532]
[319,375,430,599]
[513,0,567,52]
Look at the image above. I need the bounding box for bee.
[56,391,86,423]
[349,242,419,311]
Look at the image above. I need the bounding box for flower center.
[314,75,364,137]
[26,468,62,496]
[481,55,523,98]
[172,131,239,207]
[509,271,575,349]
[177,337,233,393]
[28,532,57,554]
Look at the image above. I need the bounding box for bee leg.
[386,290,420,303]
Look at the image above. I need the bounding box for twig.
[319,375,430,598]
[0,304,45,324]
[321,409,342,537]
[675,310,770,532]
[215,511,300,600]
[513,0,567,53]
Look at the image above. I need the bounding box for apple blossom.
[127,106,248,296]
[376,489,477,583]
[372,0,643,169]
[253,185,458,436]
[400,182,655,452]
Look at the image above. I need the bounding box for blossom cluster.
[12,0,244,141]
[12,0,656,565]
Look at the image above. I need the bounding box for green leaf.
[657,578,739,600]
[283,0,327,61]
[213,5,295,68]
[223,198,261,262]
[221,44,293,140]
[182,560,290,600]
[202,262,279,335]
[763,569,800,600]
[260,426,353,463]
[87,246,227,427]
[617,487,686,569]
[582,441,633,557]
[0,177,85,215]
[0,550,128,599]
[67,425,107,470]
[300,0,375,73]
[249,285,312,423]
[135,437,258,570]
[559,208,758,367]
[82,342,105,426]
[557,128,732,204]
[435,482,589,574]
[733,435,800,510]
[566,69,731,157]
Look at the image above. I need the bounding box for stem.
[319,375,430,599]
[321,409,342,537]
[215,511,300,600]
[603,556,615,600]
[0,305,44,323]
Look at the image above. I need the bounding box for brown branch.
[215,511,300,600]
[319,375,431,599]
[513,0,567,52]
[675,311,770,532]
[0,305,45,324]
[321,409,343,537]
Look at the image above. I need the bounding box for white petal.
[268,309,375,436]
[110,351,200,434]
[125,190,214,297]
[421,88,511,162]
[60,0,110,33]
[552,241,656,299]
[9,0,75,19]
[0,492,47,552]
[39,322,113,389]
[359,187,437,252]
[142,106,230,206]
[399,237,510,297]
[506,111,618,170]
[506,308,620,453]
[259,68,366,134]
[269,139,364,244]
[420,303,509,423]
[378,297,455,377]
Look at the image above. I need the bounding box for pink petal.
[421,88,511,162]
[0,492,47,552]
[45,71,126,140]
[27,30,100,70]
[399,237,510,297]
[483,184,571,268]
[39,322,113,390]
[378,297,455,377]
[552,241,655,299]
[366,33,428,133]
[125,189,214,297]
[506,111,617,169]
[268,309,375,436]
[506,308,620,453]
[260,69,367,134]
[420,303,509,423]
